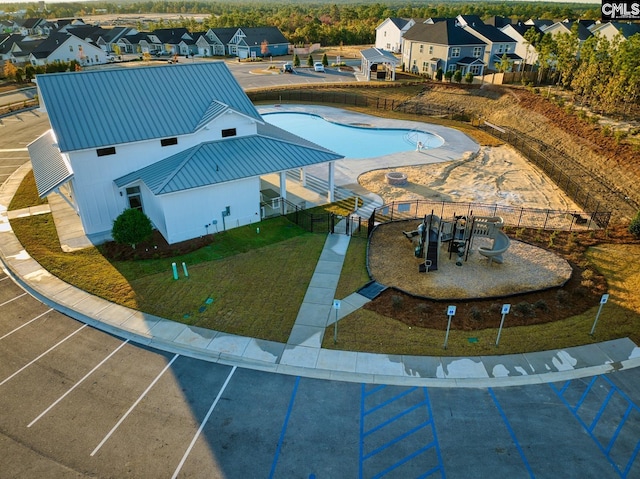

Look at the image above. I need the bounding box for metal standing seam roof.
[36,62,262,153]
[114,133,343,195]
[27,130,74,198]
[360,48,400,63]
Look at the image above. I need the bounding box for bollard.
[182,262,189,278]
[172,262,178,280]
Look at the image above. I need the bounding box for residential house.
[15,17,47,36]
[228,27,289,58]
[544,21,593,43]
[589,21,640,42]
[375,17,418,53]
[402,19,487,77]
[457,15,521,72]
[149,28,193,55]
[0,34,44,64]
[29,32,107,66]
[500,22,543,69]
[29,63,343,245]
[195,27,238,56]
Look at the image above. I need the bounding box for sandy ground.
[359,145,582,211]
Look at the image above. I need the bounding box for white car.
[314,62,325,72]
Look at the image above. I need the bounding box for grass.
[9,170,48,210]
[335,235,370,299]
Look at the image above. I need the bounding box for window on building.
[422,61,429,72]
[221,128,237,138]
[419,44,423,53]
[505,44,511,52]
[498,44,504,53]
[448,64,456,72]
[96,146,116,157]
[126,186,143,211]
[428,45,433,54]
[473,47,482,57]
[451,47,460,58]
[470,65,482,75]
[161,137,178,147]
[69,45,73,52]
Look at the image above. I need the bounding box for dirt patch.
[98,230,214,261]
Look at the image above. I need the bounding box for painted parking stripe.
[360,384,445,479]
[0,292,27,308]
[488,388,535,479]
[269,375,300,479]
[0,324,87,387]
[0,309,52,341]
[91,353,180,457]
[171,365,237,479]
[551,376,640,478]
[28,339,130,428]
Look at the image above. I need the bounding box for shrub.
[534,299,550,312]
[435,67,443,81]
[629,211,640,238]
[391,295,404,310]
[556,289,570,306]
[112,208,153,249]
[514,301,535,317]
[469,306,482,321]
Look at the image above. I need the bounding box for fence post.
[517,208,524,228]
[543,210,549,229]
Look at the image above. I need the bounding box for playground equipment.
[404,214,507,271]
[478,230,511,265]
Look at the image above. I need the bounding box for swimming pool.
[263,112,443,159]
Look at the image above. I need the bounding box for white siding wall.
[45,37,107,66]
[375,21,403,52]
[159,177,261,244]
[68,112,259,240]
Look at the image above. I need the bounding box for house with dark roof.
[375,17,420,53]
[544,21,593,43]
[402,19,487,77]
[501,22,543,68]
[590,21,640,42]
[195,27,238,56]
[457,15,521,72]
[28,32,107,67]
[228,27,289,58]
[28,63,342,244]
[0,34,44,64]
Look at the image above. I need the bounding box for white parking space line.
[0,324,88,387]
[27,339,131,428]
[0,308,52,341]
[171,365,237,479]
[0,292,27,308]
[90,353,180,457]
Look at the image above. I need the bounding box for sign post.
[496,304,511,347]
[590,293,609,336]
[444,305,456,349]
[333,299,341,344]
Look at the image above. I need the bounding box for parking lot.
[1,86,640,479]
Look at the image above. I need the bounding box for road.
[1,86,640,479]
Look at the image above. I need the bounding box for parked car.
[314,62,325,72]
[281,62,294,73]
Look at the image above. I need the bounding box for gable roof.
[30,32,79,59]
[466,22,516,43]
[36,62,263,153]
[28,130,74,198]
[404,19,486,46]
[235,27,288,45]
[114,125,342,194]
[208,27,238,44]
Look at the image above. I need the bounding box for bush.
[391,295,404,310]
[514,301,535,317]
[629,211,640,238]
[112,208,153,249]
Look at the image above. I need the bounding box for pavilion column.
[300,167,306,186]
[279,171,287,202]
[327,161,335,203]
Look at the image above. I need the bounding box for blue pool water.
[263,112,443,159]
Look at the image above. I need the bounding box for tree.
[464,72,474,84]
[321,52,328,67]
[453,69,462,83]
[293,53,300,67]
[435,67,443,81]
[444,70,453,82]
[494,54,511,73]
[3,61,17,81]
[260,39,269,57]
[112,208,153,249]
[306,54,314,67]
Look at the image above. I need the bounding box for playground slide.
[425,229,439,271]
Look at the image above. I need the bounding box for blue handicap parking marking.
[551,375,640,478]
[360,384,445,479]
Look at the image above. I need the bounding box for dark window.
[221,128,237,138]
[126,186,143,211]
[161,137,178,147]
[97,146,116,157]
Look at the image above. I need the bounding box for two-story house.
[28,63,343,245]
[457,15,522,72]
[589,21,640,42]
[402,19,487,77]
[375,17,419,53]
[29,32,107,67]
[500,22,543,69]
